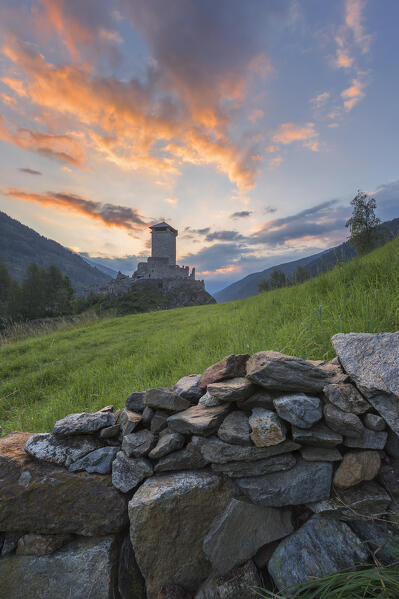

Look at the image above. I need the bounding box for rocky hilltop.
[0,331,398,598]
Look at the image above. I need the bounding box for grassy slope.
[1,238,398,434]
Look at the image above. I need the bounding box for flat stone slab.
[122,430,156,458]
[324,402,365,438]
[144,389,191,413]
[343,428,387,449]
[246,351,333,393]
[206,377,255,402]
[274,393,322,428]
[53,412,114,437]
[199,437,300,464]
[154,438,208,473]
[173,374,203,402]
[148,432,185,459]
[167,404,230,436]
[292,423,343,447]
[236,391,275,410]
[323,383,370,414]
[249,408,286,447]
[69,446,119,474]
[24,433,103,467]
[332,332,399,434]
[200,354,249,388]
[268,516,369,592]
[333,451,381,489]
[211,453,296,478]
[111,452,153,493]
[300,446,342,462]
[217,411,251,446]
[203,498,293,575]
[308,481,391,520]
[236,458,333,507]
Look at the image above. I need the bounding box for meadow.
[1,238,398,434]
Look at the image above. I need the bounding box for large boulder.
[332,332,399,435]
[0,536,120,599]
[0,433,128,535]
[268,516,369,592]
[128,471,235,599]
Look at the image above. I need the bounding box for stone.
[333,451,381,488]
[167,404,230,437]
[0,433,128,535]
[292,423,343,447]
[16,534,72,556]
[122,430,156,458]
[268,516,369,592]
[203,498,293,575]
[332,332,399,434]
[198,391,223,407]
[154,437,208,472]
[236,391,275,410]
[323,383,370,414]
[120,409,142,435]
[343,428,387,449]
[246,351,333,393]
[300,446,342,462]
[324,402,365,438]
[24,433,103,467]
[157,585,192,599]
[129,471,235,599]
[308,481,391,520]
[145,388,191,413]
[348,520,399,565]
[99,424,121,439]
[118,534,146,599]
[195,561,262,599]
[273,393,322,428]
[68,446,119,474]
[249,408,286,447]
[211,453,296,478]
[126,391,145,412]
[112,452,153,493]
[0,536,120,599]
[217,411,251,446]
[206,378,255,402]
[52,411,113,437]
[378,460,399,503]
[141,406,154,427]
[97,405,114,413]
[151,410,169,434]
[173,374,203,402]
[386,429,399,458]
[200,354,249,388]
[2,533,22,556]
[199,437,300,464]
[148,432,186,459]
[364,413,386,431]
[236,458,332,507]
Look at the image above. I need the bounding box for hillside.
[0,237,398,434]
[0,211,112,294]
[215,217,399,302]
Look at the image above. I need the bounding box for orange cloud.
[164,197,178,205]
[4,187,149,231]
[310,91,330,109]
[341,77,367,110]
[345,0,372,54]
[273,122,319,151]
[249,108,264,123]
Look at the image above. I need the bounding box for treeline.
[258,265,311,293]
[0,262,74,324]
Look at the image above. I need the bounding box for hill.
[0,236,398,434]
[0,211,111,293]
[80,255,119,278]
[215,217,399,302]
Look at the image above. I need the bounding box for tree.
[293,265,311,284]
[345,191,381,256]
[269,269,289,289]
[258,279,270,293]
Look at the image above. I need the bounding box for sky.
[0,0,398,294]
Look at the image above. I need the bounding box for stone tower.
[150,222,177,266]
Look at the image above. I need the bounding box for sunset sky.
[0,0,398,293]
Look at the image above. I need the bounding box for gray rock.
[144,388,191,413]
[126,391,145,412]
[203,498,293,575]
[53,411,114,437]
[118,534,145,599]
[122,430,156,457]
[323,383,370,414]
[246,351,333,393]
[249,408,286,447]
[24,433,103,467]
[69,446,119,474]
[386,429,399,458]
[148,432,185,459]
[198,391,223,407]
[2,533,22,556]
[308,481,391,520]
[348,520,399,565]
[141,406,154,427]
[154,437,208,472]
[378,460,399,503]
[150,410,169,434]
[129,471,235,599]
[218,411,251,446]
[236,458,333,507]
[274,393,322,428]
[332,332,399,434]
[344,428,387,449]
[364,413,386,432]
[207,377,255,402]
[324,402,365,438]
[236,391,275,410]
[268,516,369,592]
[199,437,300,464]
[292,423,343,447]
[195,560,262,599]
[120,409,142,435]
[99,424,120,439]
[211,453,296,478]
[173,374,203,402]
[112,452,153,493]
[333,451,381,489]
[16,534,72,556]
[167,404,230,436]
[200,354,249,388]
[300,446,342,462]
[0,536,120,599]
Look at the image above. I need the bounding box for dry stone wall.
[0,331,398,598]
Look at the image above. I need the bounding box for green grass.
[1,238,398,434]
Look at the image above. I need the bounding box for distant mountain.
[0,211,112,294]
[215,217,399,303]
[81,255,119,278]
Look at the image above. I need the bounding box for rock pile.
[0,331,398,598]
